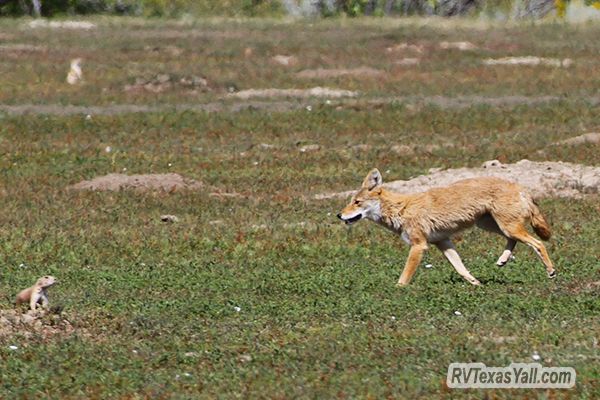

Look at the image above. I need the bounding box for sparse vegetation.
[0,17,598,398]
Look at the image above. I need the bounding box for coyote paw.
[496,254,515,267]
[469,278,482,286]
[396,281,409,288]
[547,270,557,279]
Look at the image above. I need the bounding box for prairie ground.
[0,17,598,399]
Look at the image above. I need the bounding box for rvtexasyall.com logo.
[447,363,576,389]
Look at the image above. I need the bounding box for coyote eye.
[354,200,361,205]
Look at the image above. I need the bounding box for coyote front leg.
[397,242,427,286]
[435,239,481,286]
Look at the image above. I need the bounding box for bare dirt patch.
[271,55,298,67]
[385,43,425,54]
[68,173,203,192]
[124,74,210,94]
[438,41,477,50]
[0,309,76,340]
[564,280,600,295]
[296,67,384,79]
[229,87,358,100]
[27,20,96,30]
[3,95,599,117]
[483,56,573,67]
[0,44,47,52]
[316,159,600,200]
[394,58,420,66]
[552,132,600,146]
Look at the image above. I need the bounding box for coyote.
[337,169,555,286]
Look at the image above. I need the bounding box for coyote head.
[337,169,383,224]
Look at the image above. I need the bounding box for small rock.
[394,58,420,66]
[391,144,414,156]
[156,74,171,84]
[233,306,241,312]
[425,264,433,269]
[239,354,252,363]
[299,144,320,153]
[454,310,462,316]
[160,215,179,223]
[351,144,371,152]
[271,55,298,66]
[439,41,477,51]
[256,143,276,150]
[8,345,18,350]
[21,314,36,325]
[532,352,541,361]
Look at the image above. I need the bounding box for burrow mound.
[68,173,203,192]
[0,309,76,339]
[316,160,600,200]
[229,87,358,100]
[295,67,384,79]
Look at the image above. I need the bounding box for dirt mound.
[68,173,203,192]
[0,309,75,339]
[316,159,600,200]
[296,67,384,79]
[230,87,358,100]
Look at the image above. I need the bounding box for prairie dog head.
[36,275,57,288]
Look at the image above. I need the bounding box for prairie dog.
[66,58,82,85]
[15,276,57,310]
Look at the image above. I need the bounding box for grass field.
[0,16,599,399]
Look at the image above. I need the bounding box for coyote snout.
[338,169,556,286]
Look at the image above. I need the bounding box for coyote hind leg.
[475,214,517,267]
[496,238,517,267]
[495,220,556,278]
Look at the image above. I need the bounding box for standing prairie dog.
[15,276,57,310]
[66,58,82,85]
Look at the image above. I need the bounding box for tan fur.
[338,169,556,286]
[15,276,57,310]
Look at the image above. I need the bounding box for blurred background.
[1,0,600,21]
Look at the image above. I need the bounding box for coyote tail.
[529,197,552,240]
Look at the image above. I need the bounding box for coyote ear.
[361,168,382,190]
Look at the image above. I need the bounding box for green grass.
[0,17,599,399]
